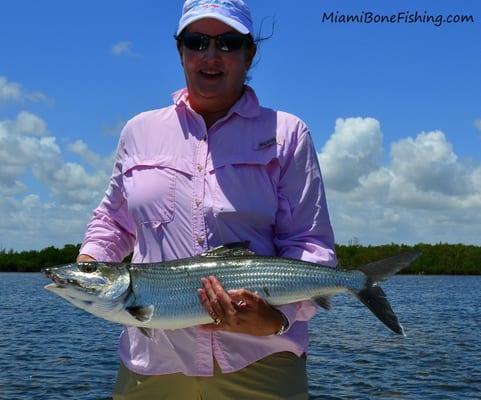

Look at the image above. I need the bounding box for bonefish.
[43,242,419,337]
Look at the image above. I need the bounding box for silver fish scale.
[128,257,366,321]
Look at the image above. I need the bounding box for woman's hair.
[245,17,275,83]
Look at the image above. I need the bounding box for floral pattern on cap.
[177,0,253,36]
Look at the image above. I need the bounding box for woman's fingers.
[200,277,224,319]
[76,254,96,262]
[197,288,220,324]
[200,275,238,322]
[228,288,262,305]
[198,281,281,335]
[209,276,237,317]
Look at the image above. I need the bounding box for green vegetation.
[0,244,82,272]
[336,243,481,275]
[0,243,480,274]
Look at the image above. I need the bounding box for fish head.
[43,262,131,315]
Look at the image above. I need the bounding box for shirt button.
[197,237,205,246]
[195,199,201,207]
[197,165,203,172]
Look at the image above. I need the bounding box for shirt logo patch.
[255,137,277,150]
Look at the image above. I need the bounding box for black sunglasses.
[177,32,249,52]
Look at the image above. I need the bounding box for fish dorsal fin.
[200,241,255,258]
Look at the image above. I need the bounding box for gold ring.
[210,311,220,324]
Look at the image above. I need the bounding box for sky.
[1,0,480,251]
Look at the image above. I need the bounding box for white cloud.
[0,75,50,104]
[0,112,113,250]
[319,118,481,245]
[111,41,135,56]
[103,120,126,136]
[318,117,382,191]
[22,194,42,209]
[475,118,481,135]
[0,76,22,102]
[0,194,95,251]
[37,161,109,204]
[0,111,48,136]
[0,180,26,196]
[0,114,57,187]
[390,131,470,196]
[69,139,115,172]
[0,111,110,200]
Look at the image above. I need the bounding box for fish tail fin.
[354,252,421,335]
[354,280,405,335]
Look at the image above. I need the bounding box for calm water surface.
[1,273,480,399]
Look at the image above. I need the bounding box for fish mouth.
[43,268,75,288]
[44,282,62,291]
[51,276,68,287]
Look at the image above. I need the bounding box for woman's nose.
[203,39,221,60]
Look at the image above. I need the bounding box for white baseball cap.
[177,0,254,36]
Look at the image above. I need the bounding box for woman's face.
[178,18,256,114]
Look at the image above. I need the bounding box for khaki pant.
[112,352,308,400]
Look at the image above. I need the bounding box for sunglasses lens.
[217,34,245,52]
[181,33,247,52]
[182,33,208,51]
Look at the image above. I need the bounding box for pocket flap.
[207,143,279,172]
[123,155,194,176]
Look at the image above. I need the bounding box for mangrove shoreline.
[0,243,480,274]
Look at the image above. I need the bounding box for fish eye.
[79,264,97,273]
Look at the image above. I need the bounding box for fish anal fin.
[138,327,155,339]
[126,305,154,322]
[201,241,255,257]
[312,296,331,310]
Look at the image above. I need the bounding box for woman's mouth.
[199,70,223,80]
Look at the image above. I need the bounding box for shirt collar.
[171,85,261,119]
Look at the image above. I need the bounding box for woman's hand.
[198,276,284,336]
[76,254,97,262]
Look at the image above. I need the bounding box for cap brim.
[177,13,250,36]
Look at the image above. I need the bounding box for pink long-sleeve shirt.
[80,86,336,376]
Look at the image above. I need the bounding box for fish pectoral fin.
[126,305,154,322]
[200,241,255,257]
[312,296,332,310]
[138,327,155,339]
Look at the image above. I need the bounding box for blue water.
[1,274,480,399]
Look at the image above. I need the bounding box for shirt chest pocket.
[206,145,280,226]
[122,157,192,225]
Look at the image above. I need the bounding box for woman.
[78,0,336,398]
